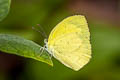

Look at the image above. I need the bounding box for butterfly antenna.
[32,24,48,39]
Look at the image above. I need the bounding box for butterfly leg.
[50,53,53,59]
[39,46,45,56]
[47,48,53,59]
[44,47,53,59]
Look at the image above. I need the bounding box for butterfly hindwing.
[47,15,91,71]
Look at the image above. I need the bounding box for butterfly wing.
[47,15,91,71]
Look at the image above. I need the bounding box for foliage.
[0,0,11,21]
[0,0,53,66]
[0,34,53,65]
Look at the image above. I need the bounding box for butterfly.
[38,15,92,71]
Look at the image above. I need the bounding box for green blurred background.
[0,0,120,80]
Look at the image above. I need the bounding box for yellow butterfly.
[44,15,91,71]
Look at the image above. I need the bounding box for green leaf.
[0,34,53,66]
[0,0,11,21]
